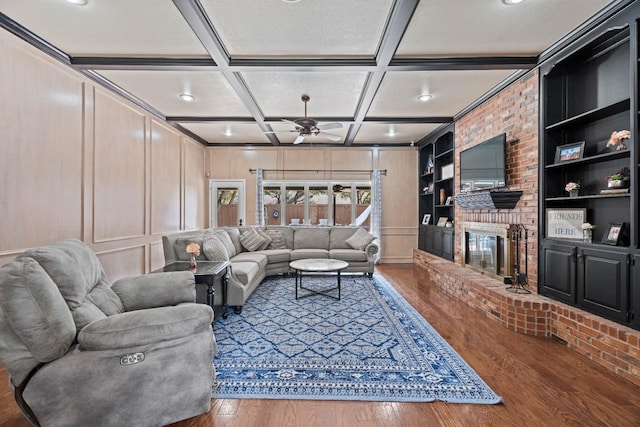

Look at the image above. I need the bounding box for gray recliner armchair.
[0,239,216,427]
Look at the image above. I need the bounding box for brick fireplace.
[461,221,515,281]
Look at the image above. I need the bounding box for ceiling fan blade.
[318,131,342,142]
[316,122,343,131]
[282,119,300,128]
[293,135,306,144]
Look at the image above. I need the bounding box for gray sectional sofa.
[162,226,378,313]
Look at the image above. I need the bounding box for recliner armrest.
[77,304,213,351]
[111,271,196,311]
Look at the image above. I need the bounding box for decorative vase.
[440,189,446,205]
[189,254,197,269]
[569,189,579,198]
[608,179,623,188]
[583,229,592,244]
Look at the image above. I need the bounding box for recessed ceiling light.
[417,94,432,102]
[179,93,195,102]
[502,0,525,5]
[282,0,301,3]
[224,129,233,137]
[66,0,88,5]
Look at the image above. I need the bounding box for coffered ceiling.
[0,0,618,146]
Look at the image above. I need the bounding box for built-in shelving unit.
[538,6,639,330]
[418,125,454,261]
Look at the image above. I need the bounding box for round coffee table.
[289,258,349,300]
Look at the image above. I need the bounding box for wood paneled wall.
[0,26,417,276]
[0,29,206,279]
[206,146,418,263]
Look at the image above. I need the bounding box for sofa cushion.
[345,228,376,250]
[294,228,330,250]
[78,304,213,350]
[329,249,368,262]
[265,229,287,249]
[214,230,237,258]
[202,232,229,261]
[290,249,329,260]
[231,252,268,270]
[253,249,291,264]
[230,262,261,286]
[224,227,243,255]
[329,227,359,250]
[240,228,267,252]
[0,257,77,363]
[266,226,294,249]
[253,227,272,250]
[175,237,205,261]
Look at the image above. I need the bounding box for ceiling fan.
[266,95,343,144]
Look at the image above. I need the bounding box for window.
[263,181,371,227]
[285,184,305,225]
[308,185,329,225]
[263,185,281,226]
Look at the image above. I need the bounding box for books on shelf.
[600,188,629,195]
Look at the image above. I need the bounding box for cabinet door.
[424,226,437,255]
[577,248,629,324]
[432,228,443,256]
[632,254,640,329]
[539,242,576,304]
[442,228,454,261]
[418,225,426,251]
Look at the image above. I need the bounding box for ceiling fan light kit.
[268,95,343,144]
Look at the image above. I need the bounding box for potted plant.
[565,181,580,197]
[605,167,629,188]
[582,222,596,244]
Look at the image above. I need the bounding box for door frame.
[209,179,246,227]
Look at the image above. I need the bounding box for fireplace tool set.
[504,224,530,294]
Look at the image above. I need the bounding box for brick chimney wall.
[454,69,539,291]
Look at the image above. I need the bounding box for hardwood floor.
[1,264,639,426]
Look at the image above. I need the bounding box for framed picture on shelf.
[546,208,585,240]
[441,163,454,180]
[601,222,626,245]
[554,141,585,163]
[436,216,448,227]
[422,214,431,225]
[445,196,454,205]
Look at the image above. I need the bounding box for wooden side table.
[152,261,230,323]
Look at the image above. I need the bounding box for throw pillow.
[253,227,272,250]
[225,227,243,254]
[240,228,267,252]
[202,232,229,261]
[345,228,376,251]
[214,230,237,257]
[265,229,287,250]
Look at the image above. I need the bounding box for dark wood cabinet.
[539,242,576,304]
[420,224,454,261]
[540,241,631,325]
[418,124,455,260]
[538,4,639,330]
[577,247,629,324]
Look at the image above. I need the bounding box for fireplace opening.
[462,222,514,280]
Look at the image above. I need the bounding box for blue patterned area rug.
[212,274,502,404]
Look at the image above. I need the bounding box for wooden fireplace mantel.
[455,190,523,210]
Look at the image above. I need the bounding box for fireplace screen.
[462,222,514,280]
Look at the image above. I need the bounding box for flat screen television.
[459,133,507,193]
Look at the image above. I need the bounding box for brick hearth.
[413,249,640,386]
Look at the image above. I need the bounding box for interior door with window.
[210,180,246,227]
